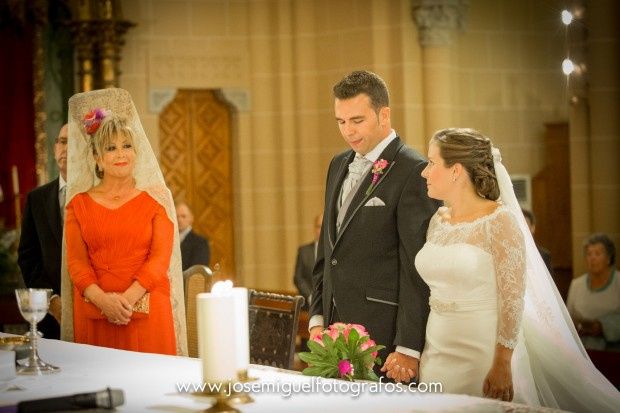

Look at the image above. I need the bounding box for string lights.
[562,8,575,76]
[561,10,573,26]
[561,5,587,104]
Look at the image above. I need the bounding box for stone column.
[567,1,591,276]
[412,0,468,140]
[586,0,619,243]
[568,0,619,275]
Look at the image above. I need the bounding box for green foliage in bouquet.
[298,323,385,381]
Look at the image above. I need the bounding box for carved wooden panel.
[160,90,236,281]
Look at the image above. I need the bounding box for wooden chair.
[248,290,304,370]
[183,265,214,358]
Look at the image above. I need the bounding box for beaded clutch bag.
[133,293,149,314]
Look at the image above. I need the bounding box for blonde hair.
[91,114,136,178]
[431,128,500,200]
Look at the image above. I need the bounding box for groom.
[309,71,438,382]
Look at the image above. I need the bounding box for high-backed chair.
[248,290,304,370]
[183,265,214,358]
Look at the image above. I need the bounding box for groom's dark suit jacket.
[17,178,62,339]
[293,241,316,309]
[310,137,439,359]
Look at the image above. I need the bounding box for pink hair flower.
[83,108,109,135]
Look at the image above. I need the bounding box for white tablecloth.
[0,335,564,412]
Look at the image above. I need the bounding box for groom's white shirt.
[309,130,420,359]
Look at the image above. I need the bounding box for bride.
[398,128,619,411]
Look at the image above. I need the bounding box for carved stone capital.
[412,0,469,47]
[221,89,251,112]
[149,89,178,114]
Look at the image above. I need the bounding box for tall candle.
[197,292,237,382]
[11,166,19,195]
[232,287,249,373]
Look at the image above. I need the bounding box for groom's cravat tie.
[340,154,371,208]
[337,154,371,233]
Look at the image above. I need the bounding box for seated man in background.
[293,213,322,310]
[176,202,210,271]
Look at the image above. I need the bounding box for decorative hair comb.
[83,108,109,135]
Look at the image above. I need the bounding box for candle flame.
[211,280,233,294]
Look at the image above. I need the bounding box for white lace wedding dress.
[415,205,539,405]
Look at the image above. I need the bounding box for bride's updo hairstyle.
[431,128,500,201]
[84,110,137,179]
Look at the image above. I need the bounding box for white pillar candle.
[197,292,237,382]
[232,287,249,372]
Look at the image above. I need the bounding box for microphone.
[17,388,124,413]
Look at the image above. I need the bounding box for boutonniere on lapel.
[365,159,389,195]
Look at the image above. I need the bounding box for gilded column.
[72,22,96,92]
[412,0,468,140]
[96,0,133,88]
[99,23,117,88]
[32,0,48,185]
[70,0,95,92]
[69,0,134,91]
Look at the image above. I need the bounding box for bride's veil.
[493,148,619,411]
[60,88,188,356]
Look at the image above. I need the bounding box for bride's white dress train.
[416,206,539,405]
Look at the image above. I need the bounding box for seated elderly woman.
[567,233,620,351]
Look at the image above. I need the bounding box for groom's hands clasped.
[380,352,418,383]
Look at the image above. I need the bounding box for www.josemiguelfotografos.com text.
[177,377,443,399]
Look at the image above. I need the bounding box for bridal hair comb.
[83,108,109,135]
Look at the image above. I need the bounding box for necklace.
[108,189,132,201]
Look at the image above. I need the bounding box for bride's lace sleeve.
[490,209,526,349]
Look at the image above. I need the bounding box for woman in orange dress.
[65,109,176,354]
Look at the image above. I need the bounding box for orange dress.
[65,191,176,355]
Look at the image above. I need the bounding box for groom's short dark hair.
[333,70,389,113]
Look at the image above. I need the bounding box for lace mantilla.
[428,205,526,349]
[61,88,188,356]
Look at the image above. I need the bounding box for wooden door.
[532,122,572,300]
[159,90,235,281]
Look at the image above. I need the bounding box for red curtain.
[0,25,37,229]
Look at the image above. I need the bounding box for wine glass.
[14,288,60,375]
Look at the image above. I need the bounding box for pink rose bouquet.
[299,323,384,381]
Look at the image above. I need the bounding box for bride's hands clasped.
[380,352,418,383]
